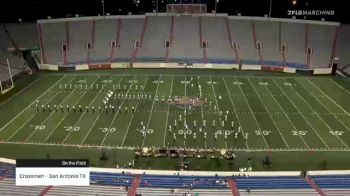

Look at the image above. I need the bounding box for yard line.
[184,75,187,148]
[162,75,174,147]
[0,76,41,107]
[262,78,310,149]
[197,76,207,149]
[273,79,330,149]
[295,80,350,148]
[74,75,123,145]
[299,81,350,132]
[100,75,134,146]
[121,77,149,147]
[330,79,350,95]
[209,76,228,149]
[6,90,63,141]
[141,75,162,148]
[0,75,66,132]
[25,77,80,142]
[247,78,290,149]
[307,79,350,118]
[233,77,269,148]
[222,77,249,149]
[42,76,101,143]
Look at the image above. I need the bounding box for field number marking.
[292,130,308,136]
[255,130,271,136]
[329,131,344,136]
[64,126,80,132]
[99,127,116,133]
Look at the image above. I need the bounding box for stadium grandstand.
[0,0,349,195]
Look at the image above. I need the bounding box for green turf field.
[0,69,350,170]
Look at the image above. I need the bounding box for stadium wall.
[313,68,332,75]
[38,64,59,71]
[37,61,333,76]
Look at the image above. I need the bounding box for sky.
[0,0,345,23]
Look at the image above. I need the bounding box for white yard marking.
[307,79,350,119]
[263,78,310,149]
[77,76,124,145]
[184,75,187,147]
[233,77,269,149]
[42,76,101,143]
[100,76,131,146]
[101,76,138,146]
[222,77,249,149]
[141,75,162,148]
[209,76,227,149]
[24,77,80,142]
[162,75,174,147]
[197,77,207,149]
[0,77,41,107]
[295,80,350,148]
[6,90,62,141]
[273,79,330,149]
[121,77,149,147]
[247,78,290,149]
[0,75,66,132]
[330,79,350,95]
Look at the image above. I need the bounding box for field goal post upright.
[166,4,207,15]
[7,58,14,89]
[1,58,14,94]
[0,78,3,94]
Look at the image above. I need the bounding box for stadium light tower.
[101,0,105,16]
[215,0,219,14]
[268,0,273,19]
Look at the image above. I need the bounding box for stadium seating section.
[0,15,350,74]
[32,15,342,70]
[2,162,350,195]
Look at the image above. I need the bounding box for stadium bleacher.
[254,20,281,65]
[336,25,350,74]
[117,17,145,61]
[4,161,350,196]
[137,16,171,61]
[91,18,121,63]
[168,15,203,61]
[33,15,350,70]
[0,178,45,196]
[202,16,233,61]
[280,22,307,68]
[308,24,336,68]
[39,22,66,65]
[0,23,38,51]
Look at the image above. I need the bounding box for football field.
[1,71,350,154]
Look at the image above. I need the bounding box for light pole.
[214,0,219,14]
[156,0,158,14]
[268,0,273,19]
[101,0,105,16]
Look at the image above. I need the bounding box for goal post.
[7,58,14,88]
[1,58,15,94]
[0,80,3,94]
